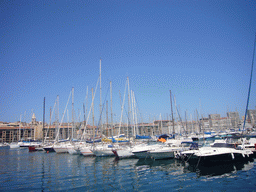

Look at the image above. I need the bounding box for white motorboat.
[132,143,162,159]
[181,139,253,165]
[147,139,192,160]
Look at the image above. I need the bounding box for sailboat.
[79,73,100,157]
[43,97,58,153]
[9,116,22,149]
[111,79,141,159]
[53,92,73,154]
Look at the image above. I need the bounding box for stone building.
[208,114,233,131]
[0,123,34,143]
[227,112,240,128]
[247,110,256,127]
[0,113,44,143]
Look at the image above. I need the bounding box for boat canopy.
[136,135,151,139]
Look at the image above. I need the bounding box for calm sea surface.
[0,146,256,191]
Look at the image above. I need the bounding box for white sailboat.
[53,93,71,153]
[9,142,20,149]
[113,146,135,158]
[92,143,115,157]
[10,115,22,149]
[80,144,94,156]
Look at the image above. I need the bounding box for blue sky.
[1,0,256,124]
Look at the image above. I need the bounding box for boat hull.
[80,147,94,156]
[9,143,20,149]
[132,151,150,159]
[53,147,68,153]
[114,148,135,159]
[149,151,175,160]
[188,152,252,165]
[43,146,55,153]
[93,149,115,157]
[68,148,81,155]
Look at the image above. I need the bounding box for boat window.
[211,143,235,148]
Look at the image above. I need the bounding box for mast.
[55,95,59,141]
[110,81,113,136]
[134,91,138,136]
[99,59,102,135]
[196,109,200,133]
[173,95,181,134]
[127,77,131,137]
[49,107,52,141]
[67,109,69,139]
[92,87,95,139]
[72,87,74,140]
[160,113,163,135]
[118,80,128,136]
[83,103,85,134]
[19,115,22,141]
[170,90,175,135]
[242,34,256,133]
[86,86,88,126]
[106,100,108,137]
[42,97,45,141]
[185,110,187,137]
[131,90,136,137]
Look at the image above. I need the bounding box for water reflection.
[135,158,185,170]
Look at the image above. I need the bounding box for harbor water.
[1,146,256,191]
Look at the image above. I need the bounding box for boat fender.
[231,153,234,160]
[242,153,245,158]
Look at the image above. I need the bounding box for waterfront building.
[209,114,221,120]
[0,113,44,143]
[200,118,210,132]
[209,114,220,130]
[4,110,256,143]
[208,114,231,131]
[227,112,240,128]
[247,110,256,127]
[0,123,34,143]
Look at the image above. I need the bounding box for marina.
[1,41,255,190]
[1,41,256,190]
